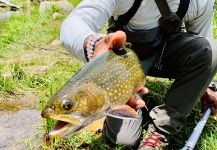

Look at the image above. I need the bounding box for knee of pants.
[102,110,143,146]
[175,38,216,88]
[184,38,212,72]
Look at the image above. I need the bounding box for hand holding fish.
[85,31,147,109]
[84,31,127,59]
[127,86,148,109]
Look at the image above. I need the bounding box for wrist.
[84,33,106,61]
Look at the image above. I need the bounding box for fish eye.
[62,98,73,110]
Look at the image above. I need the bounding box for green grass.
[69,0,81,7]
[214,7,217,39]
[0,6,61,52]
[0,1,217,150]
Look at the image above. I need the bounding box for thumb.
[92,31,126,59]
[107,31,126,50]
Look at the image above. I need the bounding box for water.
[0,10,16,21]
[0,1,19,21]
[0,10,18,34]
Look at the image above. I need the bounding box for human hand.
[201,88,217,117]
[127,86,149,110]
[84,31,126,59]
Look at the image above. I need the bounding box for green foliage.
[0,76,15,93]
[69,0,81,7]
[0,3,62,55]
[11,63,26,80]
[213,8,217,39]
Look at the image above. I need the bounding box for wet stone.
[0,109,43,150]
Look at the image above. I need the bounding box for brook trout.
[41,47,145,138]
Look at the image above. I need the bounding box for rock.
[0,109,43,150]
[39,0,73,14]
[0,0,20,10]
[51,38,61,46]
[52,12,62,20]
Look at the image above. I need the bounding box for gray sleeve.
[60,0,119,62]
[184,0,215,38]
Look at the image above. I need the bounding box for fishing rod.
[181,107,211,150]
[181,81,217,150]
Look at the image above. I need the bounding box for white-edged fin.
[106,105,138,120]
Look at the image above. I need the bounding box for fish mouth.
[42,112,86,138]
[49,120,83,138]
[53,120,69,131]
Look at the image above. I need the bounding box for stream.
[0,10,16,21]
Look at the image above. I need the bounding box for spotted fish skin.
[41,47,145,138]
[58,48,144,111]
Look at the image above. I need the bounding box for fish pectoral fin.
[106,105,138,119]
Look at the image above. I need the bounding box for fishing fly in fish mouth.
[41,31,146,138]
